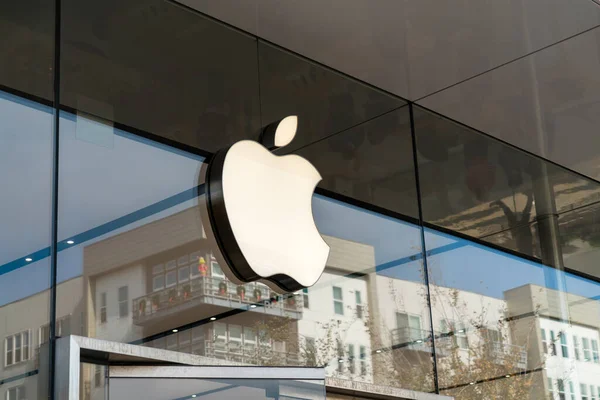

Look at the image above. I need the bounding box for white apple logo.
[205,116,330,292]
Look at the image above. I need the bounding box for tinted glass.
[55,108,433,394]
[60,0,261,154]
[0,2,54,398]
[415,105,600,397]
[109,377,325,399]
[55,16,433,390]
[259,41,406,152]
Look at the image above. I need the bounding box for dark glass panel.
[61,0,261,154]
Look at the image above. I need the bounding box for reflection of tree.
[368,266,545,399]
[490,193,534,256]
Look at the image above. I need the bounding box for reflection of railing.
[487,341,528,369]
[392,327,433,351]
[391,327,450,356]
[132,276,302,321]
[204,339,301,366]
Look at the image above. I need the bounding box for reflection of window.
[178,330,192,354]
[118,286,129,318]
[557,379,566,400]
[244,328,256,351]
[398,313,422,342]
[333,287,344,315]
[440,320,467,349]
[153,254,202,290]
[39,325,50,346]
[305,337,316,352]
[212,260,224,277]
[229,325,242,353]
[541,329,548,354]
[99,292,107,324]
[486,328,502,344]
[152,275,165,292]
[302,288,309,309]
[455,323,468,349]
[548,378,555,398]
[583,338,591,361]
[166,270,177,287]
[336,339,344,373]
[178,255,188,266]
[549,330,557,355]
[304,336,316,365]
[6,385,26,400]
[582,384,589,400]
[94,364,102,387]
[359,345,367,376]
[592,340,599,363]
[5,331,30,366]
[355,291,363,319]
[190,251,202,279]
[192,326,204,343]
[40,316,71,345]
[214,323,227,351]
[560,332,569,358]
[574,336,581,360]
[347,344,355,374]
[178,265,190,283]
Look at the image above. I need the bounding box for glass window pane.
[416,104,600,394]
[0,0,53,390]
[54,11,427,394]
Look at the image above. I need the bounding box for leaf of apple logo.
[205,116,330,292]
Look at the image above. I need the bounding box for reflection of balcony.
[204,339,301,366]
[132,276,303,325]
[486,341,528,370]
[391,327,449,357]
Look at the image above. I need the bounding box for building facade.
[2,0,600,399]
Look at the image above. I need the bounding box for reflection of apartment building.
[506,284,600,400]
[372,276,527,391]
[3,202,598,400]
[81,207,376,382]
[0,278,83,400]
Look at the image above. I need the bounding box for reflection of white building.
[506,284,600,400]
[2,202,600,400]
[0,278,83,400]
[299,235,375,382]
[377,277,519,365]
[80,207,376,382]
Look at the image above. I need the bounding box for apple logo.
[205,116,330,292]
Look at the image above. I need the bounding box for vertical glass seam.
[408,102,440,394]
[49,0,62,399]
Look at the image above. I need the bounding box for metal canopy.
[55,335,324,400]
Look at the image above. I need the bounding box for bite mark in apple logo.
[205,116,330,292]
